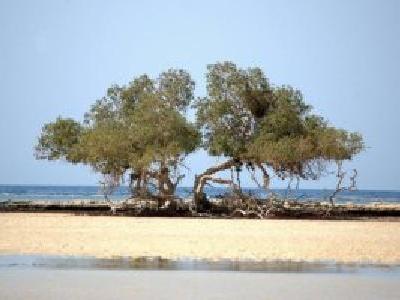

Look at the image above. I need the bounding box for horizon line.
[0,184,399,192]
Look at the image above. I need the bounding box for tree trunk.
[257,163,270,190]
[193,159,236,209]
[139,169,149,197]
[158,162,175,200]
[130,171,142,197]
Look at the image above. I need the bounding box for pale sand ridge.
[0,213,399,263]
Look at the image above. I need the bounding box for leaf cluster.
[197,62,364,180]
[35,69,199,181]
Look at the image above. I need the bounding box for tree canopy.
[35,69,200,199]
[35,62,364,205]
[194,62,363,206]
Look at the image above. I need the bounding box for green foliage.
[78,121,131,175]
[121,74,155,117]
[35,62,365,199]
[84,85,124,126]
[197,61,364,181]
[250,98,364,179]
[35,117,83,162]
[128,94,200,169]
[196,62,273,158]
[36,68,200,197]
[158,69,195,111]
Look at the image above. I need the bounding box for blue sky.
[0,0,399,189]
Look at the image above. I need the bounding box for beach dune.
[0,213,399,264]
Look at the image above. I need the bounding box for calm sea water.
[0,185,399,204]
[2,255,400,273]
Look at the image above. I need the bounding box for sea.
[0,185,399,204]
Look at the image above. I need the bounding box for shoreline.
[2,198,400,219]
[1,213,400,264]
[2,254,400,272]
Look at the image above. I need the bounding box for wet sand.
[1,269,399,300]
[1,213,400,263]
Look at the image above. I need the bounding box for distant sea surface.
[0,185,399,204]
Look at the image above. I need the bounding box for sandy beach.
[1,213,400,264]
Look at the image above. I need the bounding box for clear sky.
[0,0,399,189]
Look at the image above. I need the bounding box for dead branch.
[99,173,120,201]
[246,164,263,190]
[329,162,358,206]
[257,163,270,190]
[285,176,294,199]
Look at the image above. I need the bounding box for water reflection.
[1,255,399,274]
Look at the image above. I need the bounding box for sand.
[0,213,400,263]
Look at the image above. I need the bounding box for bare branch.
[329,162,358,206]
[246,164,263,190]
[99,173,120,201]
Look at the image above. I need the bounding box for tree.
[35,62,364,207]
[35,117,83,163]
[35,69,200,200]
[194,62,364,208]
[127,93,199,198]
